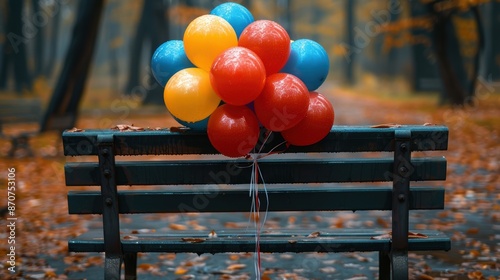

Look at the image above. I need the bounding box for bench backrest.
[63,125,448,213]
[0,98,42,125]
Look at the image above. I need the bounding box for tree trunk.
[431,13,468,105]
[142,0,169,104]
[345,0,355,85]
[488,2,500,80]
[40,0,104,132]
[32,0,45,78]
[468,7,484,102]
[124,1,147,95]
[409,1,442,92]
[44,1,61,78]
[125,0,168,105]
[0,0,32,93]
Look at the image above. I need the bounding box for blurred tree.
[0,0,32,93]
[32,0,44,78]
[407,2,442,92]
[345,0,355,85]
[384,0,487,105]
[41,0,104,132]
[124,0,169,105]
[427,1,483,105]
[483,1,500,80]
[104,0,122,94]
[43,0,61,78]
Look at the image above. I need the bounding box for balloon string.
[254,157,261,279]
[248,130,275,279]
[247,130,289,279]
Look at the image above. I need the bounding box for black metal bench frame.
[62,125,451,280]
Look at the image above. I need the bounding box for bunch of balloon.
[151,2,334,158]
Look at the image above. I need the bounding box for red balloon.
[207,104,260,157]
[210,47,266,106]
[254,73,309,132]
[281,92,334,146]
[239,20,290,75]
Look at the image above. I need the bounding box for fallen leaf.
[175,266,188,275]
[208,229,217,238]
[226,263,246,270]
[44,269,57,277]
[66,127,84,132]
[123,235,138,240]
[307,231,321,238]
[376,217,390,228]
[181,238,206,243]
[370,123,401,128]
[370,233,392,240]
[112,124,145,131]
[466,227,480,235]
[170,223,188,230]
[130,229,155,234]
[320,266,336,273]
[408,231,428,239]
[371,231,429,239]
[138,263,155,270]
[170,126,189,133]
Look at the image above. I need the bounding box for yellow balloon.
[184,15,238,71]
[164,68,221,122]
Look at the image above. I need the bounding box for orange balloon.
[164,68,221,122]
[184,15,238,71]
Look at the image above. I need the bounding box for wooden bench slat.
[65,157,447,186]
[62,125,449,156]
[0,99,42,123]
[68,229,451,254]
[67,186,445,214]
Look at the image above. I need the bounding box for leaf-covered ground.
[1,87,499,280]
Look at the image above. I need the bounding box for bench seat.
[70,229,451,254]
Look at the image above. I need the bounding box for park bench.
[0,98,43,157]
[62,125,451,279]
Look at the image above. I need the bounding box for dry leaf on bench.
[208,229,217,238]
[181,238,206,243]
[112,124,145,131]
[307,231,321,238]
[66,127,84,132]
[123,235,138,240]
[370,123,401,128]
[371,231,429,240]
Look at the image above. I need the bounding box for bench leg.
[104,256,122,280]
[390,250,408,280]
[379,251,390,279]
[124,253,138,280]
[8,135,34,158]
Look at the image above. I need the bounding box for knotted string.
[247,131,288,279]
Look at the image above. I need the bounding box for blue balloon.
[151,40,195,87]
[280,39,330,91]
[174,115,209,131]
[210,2,254,38]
